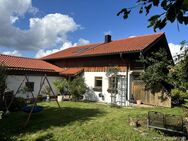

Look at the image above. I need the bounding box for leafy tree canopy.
[140,48,173,93]
[117,0,188,31]
[140,43,188,103]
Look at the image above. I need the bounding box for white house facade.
[6,75,61,98]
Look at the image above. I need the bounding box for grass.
[0,101,185,141]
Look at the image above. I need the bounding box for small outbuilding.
[0,54,64,98]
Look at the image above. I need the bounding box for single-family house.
[41,32,173,107]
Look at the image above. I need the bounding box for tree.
[179,40,188,81]
[139,48,173,93]
[169,41,188,103]
[140,44,188,104]
[117,0,188,31]
[170,40,188,88]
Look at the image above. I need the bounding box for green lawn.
[0,101,185,141]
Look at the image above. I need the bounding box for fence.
[148,111,187,136]
[132,80,171,107]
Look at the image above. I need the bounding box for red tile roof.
[0,54,63,73]
[60,68,83,76]
[41,32,165,60]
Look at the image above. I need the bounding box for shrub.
[10,97,27,111]
[171,88,188,105]
[54,77,87,101]
[53,78,70,95]
[70,77,87,101]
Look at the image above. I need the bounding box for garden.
[0,101,188,141]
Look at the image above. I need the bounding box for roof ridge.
[113,32,164,42]
[0,54,39,61]
[41,32,165,60]
[40,42,101,59]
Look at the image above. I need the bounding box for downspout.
[120,53,129,106]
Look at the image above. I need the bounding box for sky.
[0,0,187,58]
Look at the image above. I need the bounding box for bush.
[69,77,87,101]
[54,77,87,101]
[54,78,70,95]
[171,88,188,105]
[10,97,27,112]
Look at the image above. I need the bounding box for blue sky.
[0,0,187,58]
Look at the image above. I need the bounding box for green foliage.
[169,41,188,89]
[0,63,7,95]
[169,41,188,103]
[140,48,173,93]
[106,66,120,77]
[169,62,188,91]
[179,40,188,80]
[171,88,188,104]
[54,77,87,101]
[41,86,51,96]
[69,77,87,101]
[53,78,70,95]
[140,43,188,104]
[10,97,26,112]
[118,0,188,31]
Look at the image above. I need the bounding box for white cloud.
[77,38,90,45]
[128,36,136,38]
[35,49,59,58]
[168,43,188,63]
[0,0,79,51]
[35,38,90,58]
[2,50,22,56]
[10,16,19,24]
[168,43,181,57]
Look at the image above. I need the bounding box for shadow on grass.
[0,106,105,140]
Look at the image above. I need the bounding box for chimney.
[105,34,111,43]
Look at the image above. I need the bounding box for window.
[93,77,102,92]
[25,82,34,92]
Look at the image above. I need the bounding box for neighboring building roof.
[60,68,83,76]
[0,54,63,73]
[41,32,165,60]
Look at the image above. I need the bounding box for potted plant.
[54,78,70,102]
[57,94,63,102]
[136,99,142,105]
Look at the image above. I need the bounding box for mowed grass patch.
[0,101,184,141]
